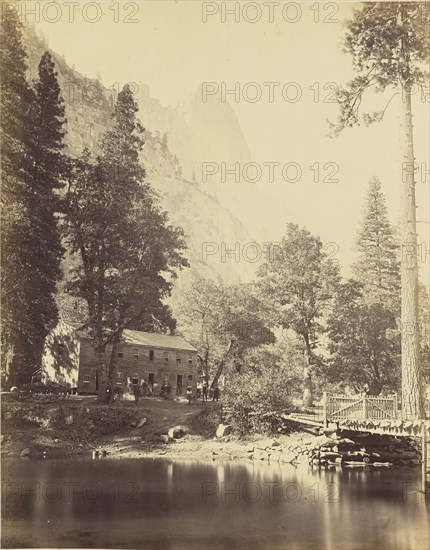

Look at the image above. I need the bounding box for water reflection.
[1,457,429,549]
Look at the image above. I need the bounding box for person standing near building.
[153,381,159,396]
[202,379,208,401]
[133,383,141,405]
[212,385,219,402]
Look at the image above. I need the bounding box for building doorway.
[176,375,183,395]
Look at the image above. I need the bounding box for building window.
[149,350,154,361]
[58,343,64,357]
[164,351,169,363]
[188,354,193,366]
[82,370,90,383]
[117,351,123,358]
[176,353,181,365]
[188,375,193,383]
[163,374,169,385]
[116,371,122,381]
[133,349,139,359]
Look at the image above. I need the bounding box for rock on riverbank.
[242,431,422,467]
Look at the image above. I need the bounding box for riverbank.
[0,393,423,467]
[0,393,238,458]
[0,393,294,460]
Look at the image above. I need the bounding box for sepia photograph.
[1,0,429,548]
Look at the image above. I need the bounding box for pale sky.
[25,0,430,284]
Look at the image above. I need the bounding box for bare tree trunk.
[197,352,209,382]
[302,337,314,407]
[94,334,107,402]
[95,242,107,402]
[399,84,423,419]
[3,340,15,388]
[203,349,209,382]
[105,331,121,405]
[368,379,383,397]
[211,339,234,389]
[303,367,313,407]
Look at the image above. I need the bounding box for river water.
[1,457,429,549]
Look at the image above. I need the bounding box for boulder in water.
[280,452,296,464]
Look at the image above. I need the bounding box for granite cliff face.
[23,26,260,299]
[134,83,251,181]
[135,84,266,243]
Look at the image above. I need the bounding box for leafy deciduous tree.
[176,278,274,387]
[65,86,188,402]
[325,279,400,396]
[257,223,340,406]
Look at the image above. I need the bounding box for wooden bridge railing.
[324,392,398,423]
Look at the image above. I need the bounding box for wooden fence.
[324,392,398,422]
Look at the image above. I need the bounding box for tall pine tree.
[326,177,403,395]
[24,51,66,375]
[353,177,400,311]
[1,10,37,385]
[1,11,66,385]
[331,3,429,418]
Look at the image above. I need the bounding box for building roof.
[62,320,197,352]
[123,330,197,352]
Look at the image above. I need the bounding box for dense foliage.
[329,2,429,134]
[64,86,189,401]
[257,223,340,406]
[1,12,66,386]
[222,365,294,436]
[324,280,400,395]
[177,278,274,386]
